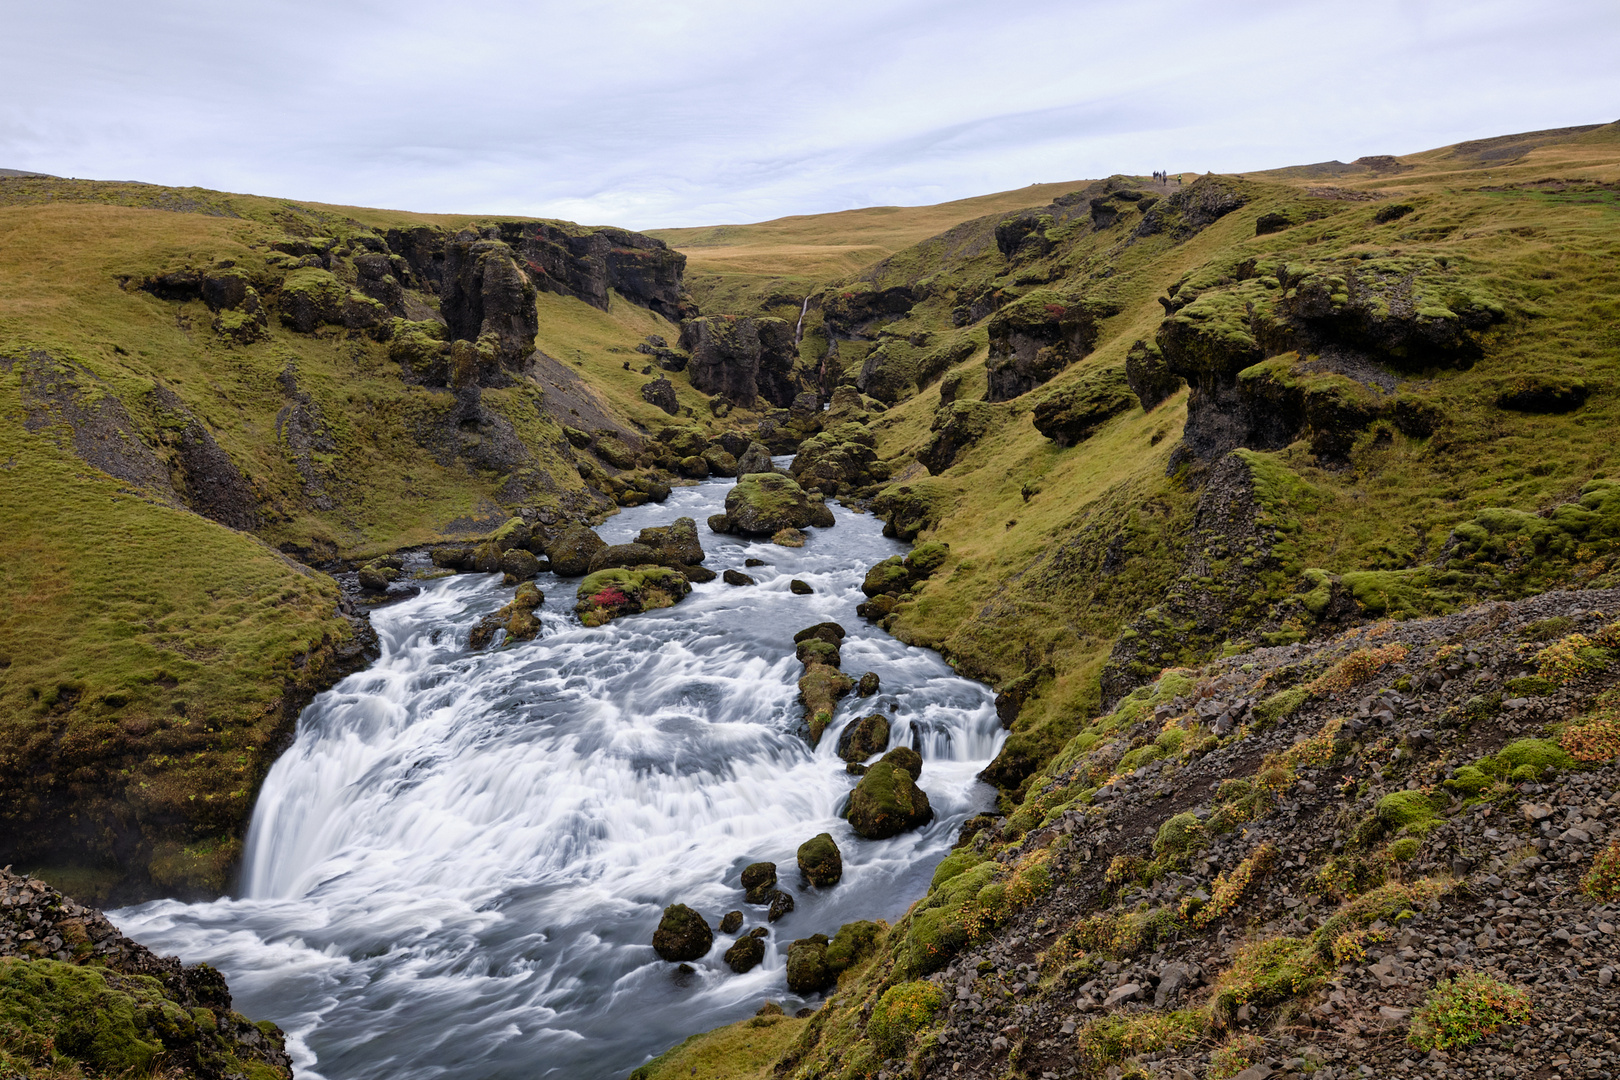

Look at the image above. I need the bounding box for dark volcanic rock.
[724,933,765,974]
[786,934,835,994]
[719,910,743,935]
[837,714,891,762]
[641,376,679,415]
[723,568,756,586]
[741,861,778,904]
[652,903,713,962]
[767,888,796,922]
[984,292,1116,402]
[1124,337,1183,411]
[545,524,607,576]
[1030,367,1137,446]
[439,232,539,378]
[918,402,996,474]
[797,832,843,888]
[679,316,799,408]
[845,760,933,839]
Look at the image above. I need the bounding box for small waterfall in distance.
[114,469,1004,1080]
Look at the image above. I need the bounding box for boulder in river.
[734,441,774,477]
[469,581,544,649]
[635,517,706,567]
[741,861,778,904]
[799,665,854,747]
[723,473,833,536]
[880,745,923,780]
[797,833,843,888]
[723,569,756,586]
[772,527,807,548]
[724,934,765,974]
[587,542,661,574]
[845,759,933,839]
[856,671,880,697]
[545,524,607,576]
[719,910,743,935]
[837,714,890,763]
[785,934,834,994]
[795,637,840,668]
[794,622,845,646]
[767,888,795,922]
[789,579,815,595]
[499,548,541,583]
[652,904,713,962]
[574,567,691,627]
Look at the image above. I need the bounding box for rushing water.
[114,469,1004,1080]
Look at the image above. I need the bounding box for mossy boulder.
[587,542,661,574]
[734,441,775,477]
[741,862,778,904]
[797,832,843,888]
[857,671,880,697]
[1125,338,1183,411]
[498,548,541,582]
[724,473,833,536]
[984,291,1113,401]
[701,446,739,477]
[468,582,544,649]
[652,904,713,962]
[796,638,841,668]
[723,934,765,974]
[825,920,884,973]
[723,569,756,586]
[837,714,890,762]
[800,665,855,746]
[862,556,911,597]
[1376,790,1442,833]
[789,578,815,594]
[574,567,691,626]
[794,622,846,647]
[785,934,834,994]
[880,745,923,780]
[871,480,953,541]
[918,401,996,474]
[789,426,885,496]
[545,524,607,576]
[1030,367,1137,446]
[718,910,743,934]
[905,541,950,576]
[845,760,933,839]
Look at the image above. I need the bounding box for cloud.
[4,0,1617,229]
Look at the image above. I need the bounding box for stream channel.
[115,466,1006,1079]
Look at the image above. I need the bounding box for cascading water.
[794,296,810,343]
[114,467,1004,1080]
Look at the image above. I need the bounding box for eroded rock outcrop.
[679,316,798,407]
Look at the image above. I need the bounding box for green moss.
[866,981,943,1058]
[1376,791,1441,833]
[1494,738,1574,773]
[1443,766,1493,797]
[900,861,996,977]
[929,849,984,891]
[1153,812,1203,858]
[1253,685,1309,726]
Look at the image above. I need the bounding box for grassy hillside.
[628,122,1620,1080]
[646,181,1090,318]
[0,178,742,899]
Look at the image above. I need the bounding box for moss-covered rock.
[718,910,743,935]
[1031,367,1137,447]
[498,547,541,582]
[723,933,765,974]
[652,904,713,962]
[880,745,923,780]
[794,622,846,647]
[795,638,841,668]
[741,862,778,904]
[785,934,834,994]
[837,714,891,762]
[574,567,691,626]
[468,582,544,649]
[586,542,661,574]
[724,473,832,535]
[825,920,884,974]
[799,665,855,746]
[984,291,1115,401]
[545,524,607,576]
[871,480,953,541]
[857,671,880,697]
[918,401,996,474]
[845,760,933,839]
[797,833,843,888]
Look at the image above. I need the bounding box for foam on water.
[115,471,1004,1080]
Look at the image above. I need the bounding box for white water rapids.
[114,469,1004,1080]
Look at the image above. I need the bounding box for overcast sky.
[3,0,1616,230]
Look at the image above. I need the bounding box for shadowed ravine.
[112,471,1005,1080]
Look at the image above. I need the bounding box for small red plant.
[590,585,628,608]
[1044,303,1067,318]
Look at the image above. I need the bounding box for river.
[114,468,1004,1080]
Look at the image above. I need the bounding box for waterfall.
[794,296,810,343]
[113,473,1003,1080]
